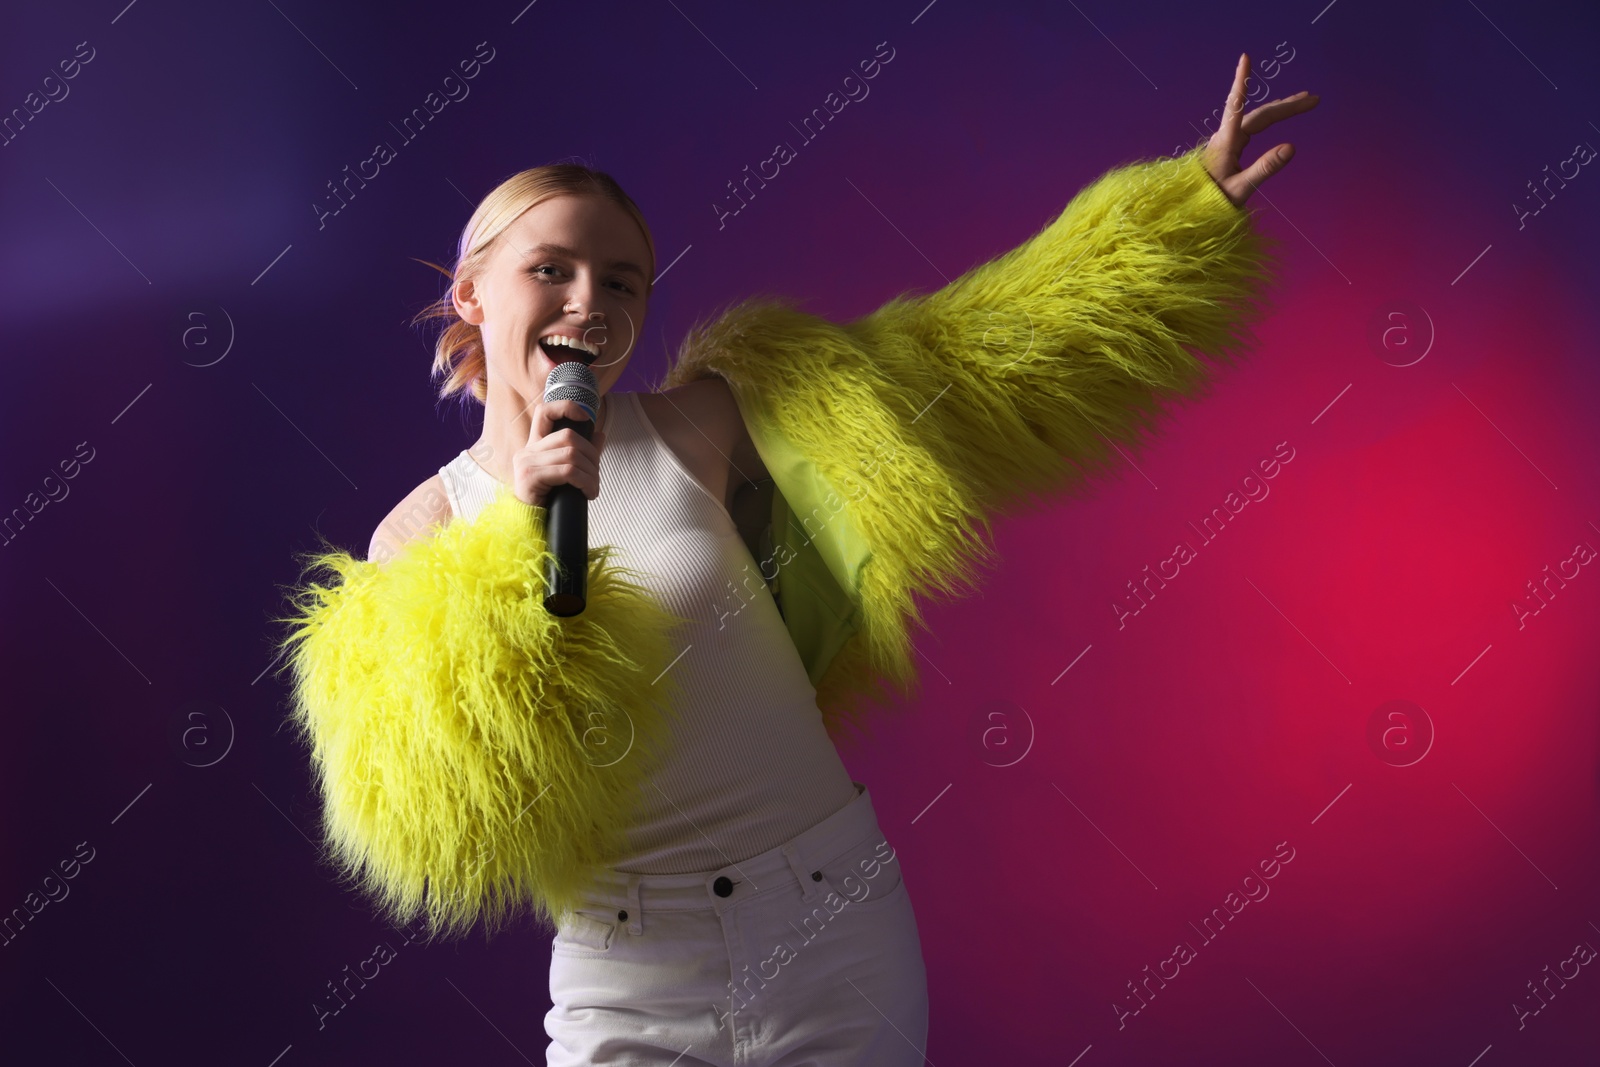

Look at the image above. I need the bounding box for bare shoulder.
[367,473,453,566]
[642,377,769,493]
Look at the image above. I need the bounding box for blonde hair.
[413,164,656,405]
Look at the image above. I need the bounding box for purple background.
[4,1,1598,1064]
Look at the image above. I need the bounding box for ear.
[452,278,484,326]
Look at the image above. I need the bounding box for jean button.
[712,876,734,898]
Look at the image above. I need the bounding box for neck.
[472,377,609,486]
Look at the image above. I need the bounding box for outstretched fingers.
[1207,51,1320,204]
[1240,90,1320,136]
[1220,53,1251,142]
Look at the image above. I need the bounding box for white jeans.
[545,783,928,1066]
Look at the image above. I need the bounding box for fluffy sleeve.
[662,143,1280,726]
[271,483,688,942]
[846,142,1282,516]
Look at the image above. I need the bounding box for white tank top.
[437,390,858,874]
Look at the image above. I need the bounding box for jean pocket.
[815,833,905,913]
[551,910,617,956]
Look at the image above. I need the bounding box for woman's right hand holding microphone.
[513,396,606,508]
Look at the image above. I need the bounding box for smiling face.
[452,193,652,403]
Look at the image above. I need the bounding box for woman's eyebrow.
[521,242,647,279]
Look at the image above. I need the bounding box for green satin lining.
[740,401,867,687]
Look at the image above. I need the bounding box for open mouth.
[538,334,602,364]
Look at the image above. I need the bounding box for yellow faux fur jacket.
[274,144,1280,941]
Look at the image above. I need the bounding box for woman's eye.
[608,280,634,294]
[529,264,561,278]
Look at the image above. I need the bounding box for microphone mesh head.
[543,360,600,419]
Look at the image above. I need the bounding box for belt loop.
[625,874,643,936]
[782,842,819,902]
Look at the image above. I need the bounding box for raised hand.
[1204,52,1319,208]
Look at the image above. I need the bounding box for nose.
[565,273,606,320]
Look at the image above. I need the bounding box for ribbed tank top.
[437,390,858,874]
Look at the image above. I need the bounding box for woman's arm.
[659,145,1283,730]
[841,140,1281,517]
[670,52,1313,521]
[668,139,1282,520]
[841,49,1316,512]
[367,473,451,564]
[659,56,1313,726]
[274,485,688,940]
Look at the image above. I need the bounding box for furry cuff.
[273,484,687,941]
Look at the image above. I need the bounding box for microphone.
[541,360,600,617]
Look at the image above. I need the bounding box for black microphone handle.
[542,413,593,617]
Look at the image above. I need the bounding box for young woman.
[280,54,1315,1066]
